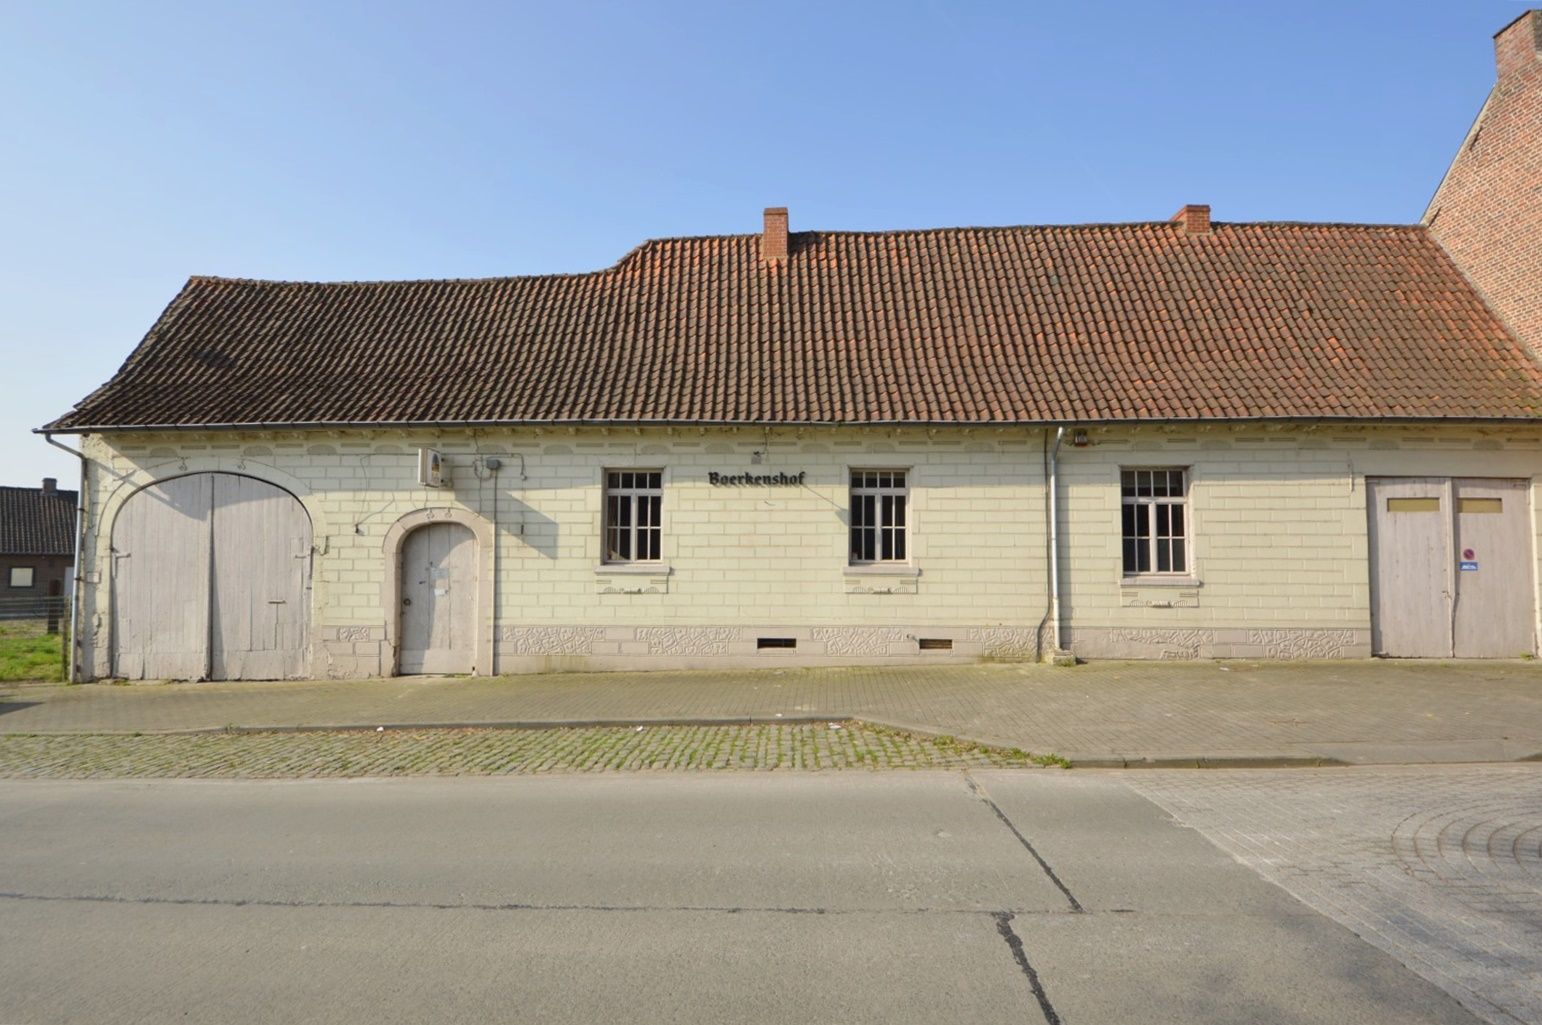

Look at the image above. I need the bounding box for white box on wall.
[418,449,446,488]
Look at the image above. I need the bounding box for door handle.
[402,598,413,607]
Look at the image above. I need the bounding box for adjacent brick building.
[1427,11,1542,358]
[0,479,77,628]
[40,12,1542,680]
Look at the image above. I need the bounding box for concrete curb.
[1062,753,1350,769]
[124,715,844,736]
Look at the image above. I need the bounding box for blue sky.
[0,1,1526,486]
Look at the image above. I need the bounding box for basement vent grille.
[757,637,797,649]
[918,638,953,651]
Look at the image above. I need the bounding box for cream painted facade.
[70,422,1542,679]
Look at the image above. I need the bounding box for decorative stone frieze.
[500,626,607,655]
[634,626,739,655]
[1111,628,1216,660]
[1244,628,1358,660]
[968,626,1039,657]
[811,626,904,656]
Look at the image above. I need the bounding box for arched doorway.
[398,522,477,674]
[111,474,312,680]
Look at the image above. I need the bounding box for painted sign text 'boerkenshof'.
[708,471,807,486]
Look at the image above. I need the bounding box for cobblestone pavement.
[1126,765,1542,1025]
[0,723,1054,778]
[3,659,1540,764]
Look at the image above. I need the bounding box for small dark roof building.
[0,479,77,559]
[0,479,77,610]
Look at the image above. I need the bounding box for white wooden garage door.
[112,474,312,680]
[1367,477,1536,658]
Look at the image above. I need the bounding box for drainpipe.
[41,432,88,682]
[485,457,501,676]
[1047,426,1066,657]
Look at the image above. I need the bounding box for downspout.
[1047,426,1067,657]
[488,458,501,676]
[41,432,88,682]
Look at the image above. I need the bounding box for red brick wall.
[1427,11,1542,362]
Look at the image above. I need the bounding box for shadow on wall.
[503,497,560,560]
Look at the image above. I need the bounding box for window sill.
[1120,576,1200,589]
[595,563,673,577]
[844,564,921,578]
[595,563,671,595]
[844,564,919,594]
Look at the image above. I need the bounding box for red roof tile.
[43,221,1542,430]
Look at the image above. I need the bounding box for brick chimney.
[41,477,56,495]
[1171,204,1211,235]
[762,207,788,262]
[1427,10,1542,361]
[1496,9,1542,81]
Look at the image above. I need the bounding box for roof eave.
[35,413,1542,435]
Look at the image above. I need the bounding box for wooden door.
[112,476,214,680]
[1453,479,1535,658]
[1367,478,1451,657]
[209,475,312,679]
[399,523,477,674]
[112,473,311,681]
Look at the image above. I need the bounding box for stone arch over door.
[382,508,495,675]
[109,472,313,680]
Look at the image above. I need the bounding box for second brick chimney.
[762,207,788,262]
[1496,9,1542,81]
[1171,204,1211,235]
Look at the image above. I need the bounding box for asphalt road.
[0,772,1492,1025]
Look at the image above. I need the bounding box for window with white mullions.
[1121,468,1188,576]
[604,470,663,563]
[850,470,908,563]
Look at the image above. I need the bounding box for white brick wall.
[69,423,1542,678]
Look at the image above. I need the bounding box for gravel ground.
[0,723,1059,778]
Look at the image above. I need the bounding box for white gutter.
[41,432,88,682]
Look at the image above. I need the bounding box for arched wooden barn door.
[112,474,311,680]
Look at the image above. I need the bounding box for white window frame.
[603,469,664,564]
[849,469,910,565]
[8,566,34,588]
[1121,467,1191,579]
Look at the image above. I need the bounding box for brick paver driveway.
[1129,765,1542,1025]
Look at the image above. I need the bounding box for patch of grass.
[0,630,67,683]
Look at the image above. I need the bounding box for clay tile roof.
[0,486,77,556]
[42,220,1542,430]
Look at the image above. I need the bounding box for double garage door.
[1368,477,1536,658]
[112,474,312,680]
